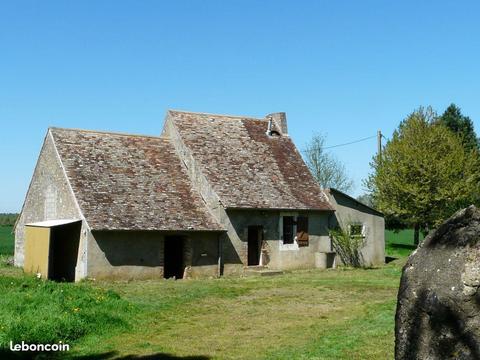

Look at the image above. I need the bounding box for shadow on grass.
[388,243,416,250]
[0,349,211,360]
[385,256,397,263]
[72,352,211,360]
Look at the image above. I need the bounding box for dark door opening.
[164,236,184,279]
[49,221,82,282]
[248,226,263,266]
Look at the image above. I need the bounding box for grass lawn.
[385,229,421,259]
[0,259,404,359]
[0,226,14,256]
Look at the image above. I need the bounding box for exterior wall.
[226,209,331,271]
[327,192,385,266]
[189,234,220,278]
[86,230,220,280]
[14,132,88,282]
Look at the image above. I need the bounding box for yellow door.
[24,226,51,279]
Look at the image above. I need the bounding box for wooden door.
[24,226,51,278]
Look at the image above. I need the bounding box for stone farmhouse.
[14,110,384,281]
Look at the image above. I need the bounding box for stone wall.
[227,209,331,270]
[326,191,385,266]
[87,230,220,280]
[269,212,331,270]
[14,131,87,279]
[189,234,221,278]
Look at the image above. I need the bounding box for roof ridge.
[49,127,169,140]
[168,109,265,121]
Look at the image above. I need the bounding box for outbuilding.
[324,188,385,266]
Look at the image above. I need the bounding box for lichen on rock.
[395,205,480,360]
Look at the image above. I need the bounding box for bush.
[0,276,134,348]
[329,226,365,267]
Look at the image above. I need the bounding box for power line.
[323,134,377,149]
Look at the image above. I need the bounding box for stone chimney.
[266,112,288,135]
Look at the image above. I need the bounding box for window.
[296,216,309,247]
[349,224,365,238]
[282,216,294,244]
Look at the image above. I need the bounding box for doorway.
[248,226,263,266]
[24,220,81,282]
[49,221,82,281]
[164,236,184,279]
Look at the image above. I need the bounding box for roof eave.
[224,206,334,212]
[326,188,384,217]
[89,227,227,232]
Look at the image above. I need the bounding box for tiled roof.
[50,128,224,231]
[169,111,333,211]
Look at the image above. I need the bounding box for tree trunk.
[414,223,420,246]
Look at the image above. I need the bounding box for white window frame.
[279,212,299,251]
[348,223,366,238]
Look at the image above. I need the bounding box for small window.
[296,216,309,247]
[283,216,294,244]
[349,224,365,238]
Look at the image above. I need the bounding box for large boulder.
[395,205,480,360]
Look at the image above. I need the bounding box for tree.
[366,107,480,244]
[357,192,408,231]
[304,133,353,192]
[437,104,479,152]
[0,213,18,226]
[356,193,374,207]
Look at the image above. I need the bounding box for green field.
[0,259,404,359]
[0,226,14,256]
[385,229,421,259]
[0,227,412,359]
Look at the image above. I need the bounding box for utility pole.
[377,130,382,159]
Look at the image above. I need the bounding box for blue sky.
[1,1,480,212]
